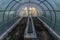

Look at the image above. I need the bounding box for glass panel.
[4,11,9,21]
[0,12,3,24]
[0,0,12,10]
[11,3,19,10]
[54,12,60,36]
[9,11,15,20]
[7,2,16,10]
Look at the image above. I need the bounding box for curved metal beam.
[45,0,56,29]
[7,2,45,18]
[43,2,52,26]
[15,2,46,17]
[8,3,16,20]
[37,0,56,28]
[3,0,14,21]
[37,0,46,3]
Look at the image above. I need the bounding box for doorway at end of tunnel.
[20,6,38,17]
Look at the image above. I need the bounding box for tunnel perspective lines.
[0,0,60,40]
[3,0,56,28]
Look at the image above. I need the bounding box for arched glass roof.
[0,0,60,39]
